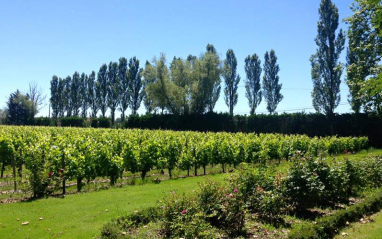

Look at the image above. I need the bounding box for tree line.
[49,44,282,122]
[50,57,144,123]
[2,0,381,126]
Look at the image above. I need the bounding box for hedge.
[125,113,382,147]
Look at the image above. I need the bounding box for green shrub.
[197,179,246,236]
[161,193,202,238]
[60,117,85,127]
[284,155,371,210]
[230,166,285,223]
[98,117,111,128]
[363,156,382,188]
[34,117,52,126]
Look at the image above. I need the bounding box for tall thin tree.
[310,0,345,116]
[50,76,60,119]
[203,44,221,113]
[71,72,82,117]
[244,54,262,115]
[128,57,144,115]
[64,76,72,117]
[87,71,98,118]
[80,73,88,118]
[263,50,283,114]
[107,62,120,124]
[223,49,240,115]
[118,57,129,121]
[96,64,108,117]
[57,78,66,118]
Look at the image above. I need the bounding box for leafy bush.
[91,117,111,128]
[161,193,211,238]
[284,157,356,210]
[363,156,382,188]
[60,117,85,127]
[34,117,52,126]
[98,117,111,128]
[230,166,285,223]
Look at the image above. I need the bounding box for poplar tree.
[107,62,120,123]
[97,64,108,117]
[57,78,66,118]
[223,49,240,115]
[263,50,283,114]
[128,57,144,115]
[310,0,345,116]
[50,75,60,119]
[204,44,221,113]
[64,76,72,117]
[80,73,88,118]
[87,71,98,118]
[244,54,262,115]
[118,57,129,121]
[71,72,82,116]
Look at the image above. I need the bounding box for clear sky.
[0,0,355,117]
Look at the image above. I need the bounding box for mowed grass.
[335,210,382,239]
[0,173,226,239]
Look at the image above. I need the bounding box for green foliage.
[80,73,89,118]
[60,116,85,127]
[245,53,262,115]
[6,90,35,125]
[230,167,285,222]
[97,64,109,117]
[107,62,120,124]
[71,72,83,117]
[34,117,52,126]
[263,50,283,114]
[310,0,345,116]
[285,155,382,211]
[143,54,181,114]
[88,71,98,118]
[57,77,66,118]
[0,125,370,198]
[223,49,240,115]
[117,57,129,121]
[346,0,382,115]
[50,75,60,119]
[128,57,144,115]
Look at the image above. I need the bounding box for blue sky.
[0,0,354,117]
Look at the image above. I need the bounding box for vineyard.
[0,125,368,198]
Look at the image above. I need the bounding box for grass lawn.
[335,210,382,239]
[0,173,226,239]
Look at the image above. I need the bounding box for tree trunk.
[1,159,5,178]
[141,170,146,180]
[77,177,83,192]
[18,148,23,178]
[17,161,23,178]
[168,168,172,179]
[187,168,190,177]
[62,155,66,195]
[203,165,206,175]
[12,155,17,192]
[194,163,197,176]
[222,163,225,173]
